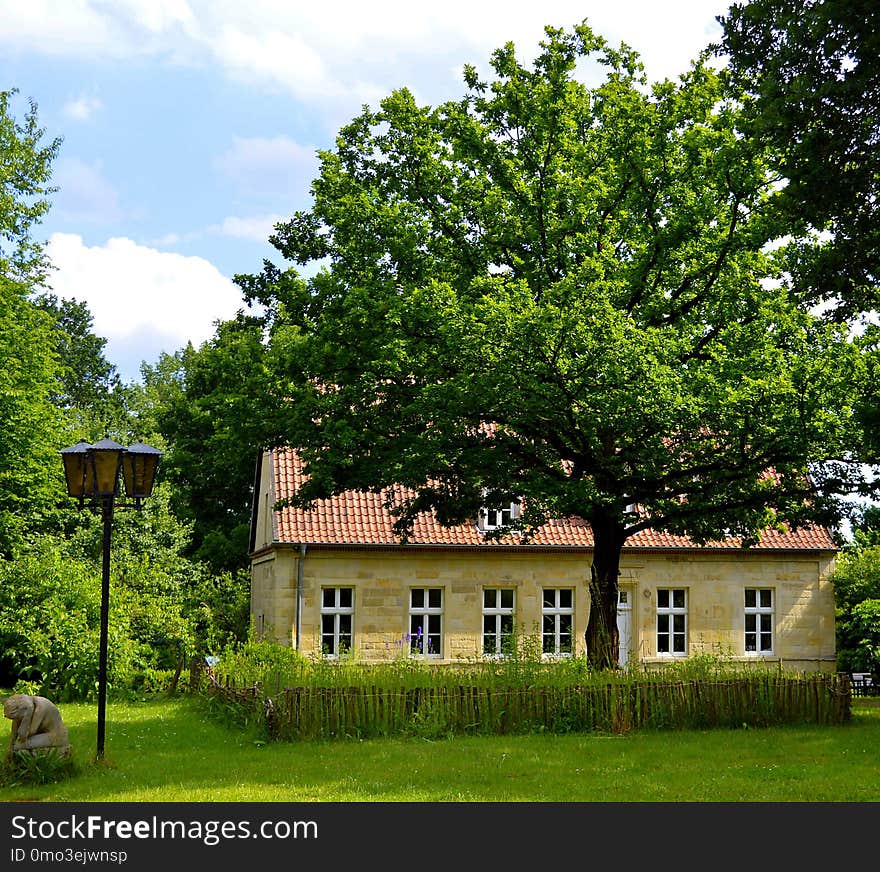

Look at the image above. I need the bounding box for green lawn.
[2,696,878,802]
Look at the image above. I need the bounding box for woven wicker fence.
[204,672,851,740]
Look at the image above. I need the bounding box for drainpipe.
[295,543,306,653]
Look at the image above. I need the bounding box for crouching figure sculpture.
[4,694,71,756]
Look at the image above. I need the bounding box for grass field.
[1,695,878,802]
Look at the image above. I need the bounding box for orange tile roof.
[269,449,837,552]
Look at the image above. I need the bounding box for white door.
[617,588,632,667]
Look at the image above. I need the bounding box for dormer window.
[479,500,521,532]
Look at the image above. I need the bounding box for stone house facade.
[249,448,839,671]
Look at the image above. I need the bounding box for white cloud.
[212,214,285,242]
[45,233,243,378]
[211,27,336,100]
[108,0,196,34]
[53,158,122,224]
[63,94,103,121]
[0,0,197,59]
[150,231,184,246]
[0,2,728,109]
[214,135,319,198]
[0,0,121,57]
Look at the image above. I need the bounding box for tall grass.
[204,638,850,741]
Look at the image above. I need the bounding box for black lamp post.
[60,437,163,759]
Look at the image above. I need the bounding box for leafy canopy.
[0,89,60,285]
[0,91,65,556]
[718,0,880,318]
[244,23,865,537]
[239,22,870,665]
[151,315,271,572]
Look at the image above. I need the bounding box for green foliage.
[212,634,312,688]
[33,293,129,440]
[851,504,880,550]
[61,484,250,657]
[830,543,880,673]
[0,88,61,284]
[0,505,250,700]
[149,316,269,573]
[0,749,78,787]
[0,276,65,557]
[0,540,131,699]
[125,667,178,697]
[239,21,867,668]
[719,0,880,317]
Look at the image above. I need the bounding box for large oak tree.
[240,24,872,668]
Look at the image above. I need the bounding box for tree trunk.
[585,514,627,670]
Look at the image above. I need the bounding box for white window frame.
[409,587,443,658]
[320,587,354,657]
[482,588,515,657]
[656,588,688,657]
[744,588,774,655]
[478,499,521,531]
[542,588,574,657]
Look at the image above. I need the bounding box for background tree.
[0,88,252,691]
[240,23,870,669]
[33,293,129,441]
[0,276,64,557]
[718,0,880,318]
[0,90,65,557]
[720,3,880,674]
[0,88,60,284]
[152,314,269,573]
[828,508,880,676]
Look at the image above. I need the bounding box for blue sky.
[0,0,731,382]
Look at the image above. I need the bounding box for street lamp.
[60,437,163,759]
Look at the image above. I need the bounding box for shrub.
[830,545,880,674]
[0,538,190,700]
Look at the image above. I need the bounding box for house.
[249,448,839,671]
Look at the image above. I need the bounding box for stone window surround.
[542,587,574,657]
[656,587,688,657]
[409,586,443,658]
[320,586,354,657]
[482,587,515,657]
[744,587,775,655]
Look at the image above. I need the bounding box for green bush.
[830,545,880,674]
[0,542,102,699]
[212,633,311,689]
[0,538,196,700]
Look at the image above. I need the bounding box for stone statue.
[3,694,71,756]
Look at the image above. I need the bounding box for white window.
[479,500,521,531]
[617,588,632,667]
[657,588,687,656]
[542,588,573,656]
[321,587,353,657]
[744,588,774,654]
[483,588,515,656]
[409,587,443,657]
